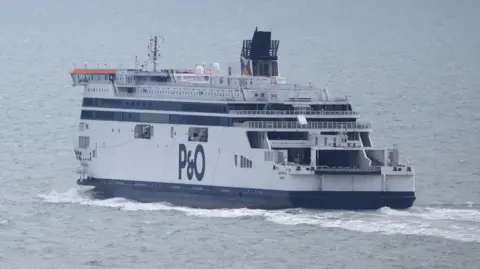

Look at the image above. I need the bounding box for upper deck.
[70,66,353,105]
[69,29,353,108]
[70,68,116,85]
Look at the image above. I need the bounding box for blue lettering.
[178,144,187,179]
[178,143,205,181]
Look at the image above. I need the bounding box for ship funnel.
[240,27,280,77]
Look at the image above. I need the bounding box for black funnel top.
[241,28,279,60]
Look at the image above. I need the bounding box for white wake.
[38,188,480,243]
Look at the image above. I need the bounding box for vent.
[78,136,90,149]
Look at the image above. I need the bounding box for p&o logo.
[178,144,206,181]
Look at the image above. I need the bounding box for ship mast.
[148,35,164,72]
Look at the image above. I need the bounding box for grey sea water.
[1,0,479,268]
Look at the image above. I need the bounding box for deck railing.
[315,166,381,172]
[229,110,359,116]
[234,121,371,130]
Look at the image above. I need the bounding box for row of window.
[81,98,353,113]
[71,74,113,83]
[80,110,358,127]
[80,110,232,126]
[82,98,229,114]
[310,104,353,111]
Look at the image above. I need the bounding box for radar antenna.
[147,35,164,72]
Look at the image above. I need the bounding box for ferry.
[70,28,416,210]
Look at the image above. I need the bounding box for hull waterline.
[78,177,415,210]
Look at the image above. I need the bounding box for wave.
[38,188,480,243]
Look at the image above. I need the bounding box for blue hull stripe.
[78,177,415,210]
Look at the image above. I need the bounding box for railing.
[235,121,371,129]
[114,85,245,101]
[269,140,311,147]
[229,110,359,116]
[315,166,382,172]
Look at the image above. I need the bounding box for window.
[81,98,229,114]
[71,74,79,84]
[80,110,232,126]
[188,127,208,142]
[95,111,115,120]
[134,124,153,139]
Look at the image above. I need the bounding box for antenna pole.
[153,36,158,72]
[148,35,164,72]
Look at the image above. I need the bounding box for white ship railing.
[234,121,371,129]
[315,166,382,172]
[229,110,359,116]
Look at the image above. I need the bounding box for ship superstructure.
[70,28,415,210]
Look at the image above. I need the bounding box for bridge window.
[81,98,229,113]
[80,110,232,126]
[188,127,208,142]
[151,75,171,83]
[71,74,79,84]
[134,124,153,139]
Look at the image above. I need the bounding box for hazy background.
[0,0,479,268]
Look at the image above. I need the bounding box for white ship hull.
[75,120,415,210]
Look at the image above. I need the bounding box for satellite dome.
[211,63,220,72]
[195,65,205,74]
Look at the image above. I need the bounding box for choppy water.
[1,0,479,268]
